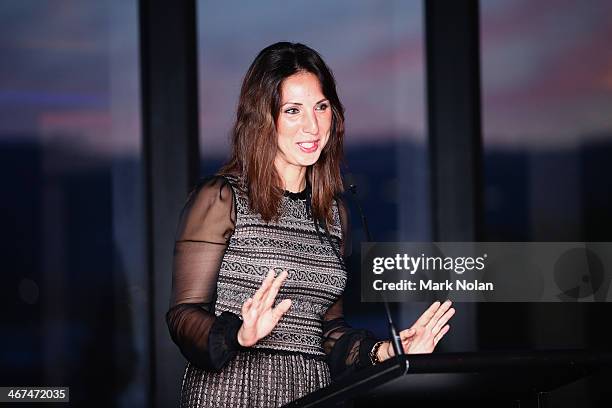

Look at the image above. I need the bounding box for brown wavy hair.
[219,42,345,226]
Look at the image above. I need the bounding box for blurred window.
[0,1,146,405]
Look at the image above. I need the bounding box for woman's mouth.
[297,140,319,153]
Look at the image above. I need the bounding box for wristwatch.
[369,340,386,365]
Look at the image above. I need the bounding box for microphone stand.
[347,183,405,360]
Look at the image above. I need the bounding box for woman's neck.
[275,159,307,193]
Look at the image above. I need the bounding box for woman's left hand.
[379,300,455,361]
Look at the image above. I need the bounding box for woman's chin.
[295,155,321,167]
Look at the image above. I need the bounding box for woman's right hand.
[237,269,292,347]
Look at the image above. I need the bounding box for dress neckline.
[283,185,310,201]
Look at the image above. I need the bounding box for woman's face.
[275,71,332,171]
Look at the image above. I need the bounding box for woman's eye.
[284,108,299,114]
[316,103,329,111]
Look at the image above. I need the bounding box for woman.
[166,42,455,407]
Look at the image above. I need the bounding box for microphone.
[345,176,405,359]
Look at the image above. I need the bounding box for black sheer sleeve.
[165,176,243,371]
[322,195,379,381]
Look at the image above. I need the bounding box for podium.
[284,350,612,407]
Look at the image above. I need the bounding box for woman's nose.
[302,111,319,135]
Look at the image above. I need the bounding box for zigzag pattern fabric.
[178,175,348,407]
[215,175,347,357]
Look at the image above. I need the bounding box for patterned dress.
[166,175,377,407]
